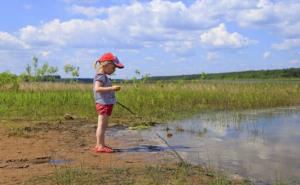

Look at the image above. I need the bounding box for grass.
[1,80,300,126]
[23,163,249,185]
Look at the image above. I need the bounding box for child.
[92,52,124,153]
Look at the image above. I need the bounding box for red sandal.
[92,146,114,153]
[105,145,112,150]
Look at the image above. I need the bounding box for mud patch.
[0,120,177,184]
[0,156,51,169]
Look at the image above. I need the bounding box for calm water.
[141,106,300,184]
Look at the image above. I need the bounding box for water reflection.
[142,106,300,184]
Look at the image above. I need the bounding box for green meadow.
[1,80,300,126]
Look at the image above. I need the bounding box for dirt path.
[0,119,176,185]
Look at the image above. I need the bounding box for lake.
[142,106,300,184]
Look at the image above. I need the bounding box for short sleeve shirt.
[93,73,116,105]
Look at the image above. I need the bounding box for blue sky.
[0,0,300,79]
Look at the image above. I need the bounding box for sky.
[0,0,300,79]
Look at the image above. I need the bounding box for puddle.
[48,159,74,165]
[115,144,189,153]
[141,106,300,184]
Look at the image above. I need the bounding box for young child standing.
[92,52,124,153]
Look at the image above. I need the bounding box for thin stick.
[116,101,183,162]
[116,101,136,115]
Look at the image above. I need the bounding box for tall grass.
[1,80,300,125]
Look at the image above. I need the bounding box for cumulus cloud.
[0,32,30,50]
[2,0,300,78]
[18,1,220,53]
[19,18,147,49]
[200,24,256,48]
[272,39,300,50]
[236,0,278,27]
[68,5,106,17]
[62,0,97,4]
[236,0,300,37]
[14,0,298,53]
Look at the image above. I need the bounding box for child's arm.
[94,81,121,92]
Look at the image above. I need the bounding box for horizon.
[1,0,300,78]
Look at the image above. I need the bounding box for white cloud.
[19,19,129,48]
[263,51,271,59]
[200,24,256,48]
[161,40,194,54]
[62,0,97,4]
[18,1,216,53]
[22,0,300,53]
[2,0,300,78]
[7,0,300,53]
[272,38,300,50]
[236,0,277,27]
[236,0,300,37]
[68,5,105,17]
[0,32,30,50]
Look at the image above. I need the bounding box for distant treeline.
[20,68,300,82]
[2,68,300,88]
[147,68,300,81]
[45,68,300,83]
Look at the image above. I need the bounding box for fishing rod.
[116,101,186,163]
[116,101,136,115]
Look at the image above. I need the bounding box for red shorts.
[95,103,114,116]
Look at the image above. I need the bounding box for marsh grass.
[1,80,300,126]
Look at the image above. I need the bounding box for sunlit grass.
[23,163,249,185]
[1,80,300,126]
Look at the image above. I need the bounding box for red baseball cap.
[96,52,124,68]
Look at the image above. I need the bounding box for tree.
[135,69,141,76]
[64,64,80,82]
[200,72,207,80]
[32,56,38,77]
[25,64,32,76]
[141,73,151,83]
[71,66,80,78]
[22,56,59,81]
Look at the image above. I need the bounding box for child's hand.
[112,85,121,91]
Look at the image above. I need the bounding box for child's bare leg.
[96,115,109,148]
